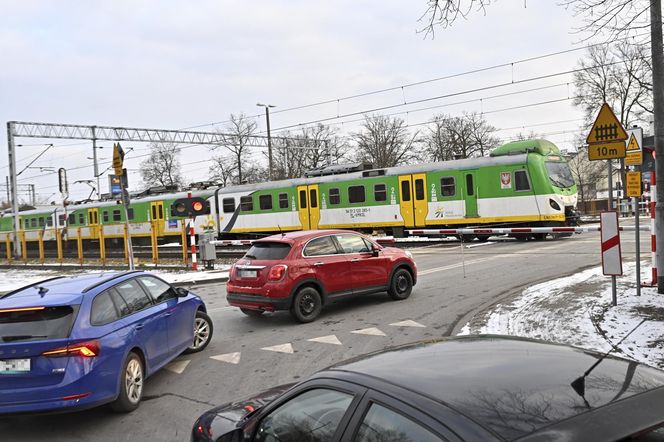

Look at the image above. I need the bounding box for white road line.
[261,343,294,354]
[164,359,190,374]
[351,327,386,336]
[389,320,426,328]
[308,335,343,345]
[210,352,241,364]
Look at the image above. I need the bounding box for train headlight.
[549,199,561,211]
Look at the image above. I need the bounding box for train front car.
[491,139,579,227]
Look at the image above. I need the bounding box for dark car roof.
[327,335,664,440]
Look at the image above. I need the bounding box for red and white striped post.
[645,170,657,286]
[188,192,198,271]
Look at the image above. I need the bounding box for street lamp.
[257,103,276,180]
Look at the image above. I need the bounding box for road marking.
[210,352,241,364]
[208,306,235,313]
[308,335,343,345]
[464,241,496,249]
[261,343,294,354]
[351,327,386,336]
[164,359,190,374]
[389,320,425,328]
[418,257,496,276]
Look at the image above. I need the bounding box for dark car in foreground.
[0,271,213,414]
[226,230,417,323]
[192,335,664,441]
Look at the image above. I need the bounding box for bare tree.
[272,124,350,179]
[418,0,493,37]
[568,147,606,211]
[353,114,419,168]
[139,142,183,189]
[421,112,499,161]
[213,113,258,184]
[208,154,237,187]
[574,42,651,127]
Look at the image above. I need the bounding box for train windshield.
[545,161,575,188]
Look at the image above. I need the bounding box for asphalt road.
[0,226,650,441]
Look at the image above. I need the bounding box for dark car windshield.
[545,161,575,188]
[0,305,78,342]
[245,242,291,260]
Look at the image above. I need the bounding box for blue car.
[0,270,213,414]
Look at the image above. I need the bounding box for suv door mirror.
[371,246,380,257]
[174,287,189,297]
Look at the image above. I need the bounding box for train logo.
[500,172,512,189]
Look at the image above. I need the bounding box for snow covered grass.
[458,261,664,369]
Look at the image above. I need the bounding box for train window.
[348,185,365,203]
[19,219,23,229]
[309,189,318,208]
[127,208,135,220]
[78,213,85,224]
[58,215,66,226]
[299,190,307,209]
[329,188,340,205]
[465,175,474,196]
[46,217,53,227]
[440,177,456,197]
[278,193,289,209]
[223,198,235,213]
[102,211,109,223]
[30,218,37,228]
[374,184,387,202]
[401,180,411,202]
[38,218,45,227]
[259,194,273,211]
[158,205,163,219]
[68,214,76,225]
[515,170,531,191]
[151,205,157,220]
[415,179,425,200]
[241,196,254,212]
[113,210,121,221]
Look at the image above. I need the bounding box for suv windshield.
[0,306,78,342]
[545,161,575,188]
[245,242,291,260]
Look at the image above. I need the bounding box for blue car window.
[90,291,120,326]
[112,279,153,317]
[137,277,175,303]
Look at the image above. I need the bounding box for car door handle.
[351,258,360,262]
[135,324,145,331]
[165,312,172,317]
[313,262,325,267]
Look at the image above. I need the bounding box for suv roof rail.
[0,276,68,299]
[81,270,144,293]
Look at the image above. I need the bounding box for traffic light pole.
[120,170,134,270]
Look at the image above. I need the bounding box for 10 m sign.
[588,141,626,161]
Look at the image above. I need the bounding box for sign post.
[600,212,623,306]
[113,143,134,270]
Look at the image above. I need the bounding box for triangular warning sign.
[626,133,640,151]
[586,103,628,144]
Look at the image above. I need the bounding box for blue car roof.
[0,271,142,308]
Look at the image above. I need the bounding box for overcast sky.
[1,1,591,203]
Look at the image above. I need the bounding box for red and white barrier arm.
[209,240,255,246]
[189,222,198,271]
[407,226,649,236]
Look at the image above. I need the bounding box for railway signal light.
[170,197,210,217]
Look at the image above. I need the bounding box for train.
[0,139,578,245]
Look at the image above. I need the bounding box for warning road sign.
[625,127,643,166]
[586,103,628,144]
[626,171,642,197]
[600,212,622,276]
[588,141,626,160]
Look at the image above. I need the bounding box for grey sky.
[1,1,588,203]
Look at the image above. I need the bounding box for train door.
[398,176,415,228]
[150,201,165,236]
[413,173,428,227]
[297,185,320,230]
[464,171,478,217]
[87,208,99,238]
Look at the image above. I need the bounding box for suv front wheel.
[388,268,413,300]
[291,286,322,323]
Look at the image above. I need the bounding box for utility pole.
[651,0,664,293]
[92,126,100,199]
[257,103,275,180]
[7,122,20,257]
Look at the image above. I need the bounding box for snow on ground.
[458,261,664,369]
[0,265,231,293]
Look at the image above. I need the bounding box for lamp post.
[257,103,275,180]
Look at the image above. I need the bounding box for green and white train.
[0,139,578,244]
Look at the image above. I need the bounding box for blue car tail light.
[42,341,100,358]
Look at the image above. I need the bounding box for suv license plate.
[239,269,257,278]
[0,358,31,374]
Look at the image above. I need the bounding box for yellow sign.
[586,103,628,144]
[588,141,626,160]
[625,133,643,165]
[112,143,125,176]
[626,171,642,197]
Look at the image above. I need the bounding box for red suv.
[226,230,417,322]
